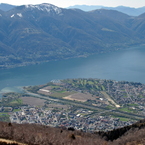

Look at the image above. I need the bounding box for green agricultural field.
[10,99,23,105]
[112,116,130,122]
[119,107,133,113]
[13,109,21,112]
[128,104,138,107]
[0,113,10,122]
[88,81,94,85]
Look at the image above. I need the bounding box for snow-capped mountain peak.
[25,3,63,15]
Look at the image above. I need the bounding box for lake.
[0,45,145,95]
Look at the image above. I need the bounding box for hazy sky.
[1,0,145,8]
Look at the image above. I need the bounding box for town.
[10,105,134,132]
[1,78,145,132]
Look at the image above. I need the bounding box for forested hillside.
[0,3,145,68]
[0,119,145,145]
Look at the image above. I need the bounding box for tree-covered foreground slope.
[0,3,145,68]
[0,119,145,145]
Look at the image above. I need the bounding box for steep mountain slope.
[130,12,145,39]
[0,3,144,68]
[89,9,137,40]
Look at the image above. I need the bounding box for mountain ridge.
[0,3,15,11]
[1,3,145,16]
[68,5,145,16]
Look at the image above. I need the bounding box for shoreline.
[0,44,142,70]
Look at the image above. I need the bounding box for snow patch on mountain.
[25,3,62,15]
[17,13,22,17]
[11,14,14,18]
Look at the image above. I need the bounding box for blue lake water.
[0,45,145,95]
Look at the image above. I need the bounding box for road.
[25,91,145,120]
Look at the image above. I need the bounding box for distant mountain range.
[0,3,15,11]
[68,5,145,16]
[1,3,145,16]
[0,3,145,68]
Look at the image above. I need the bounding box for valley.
[1,2,145,145]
